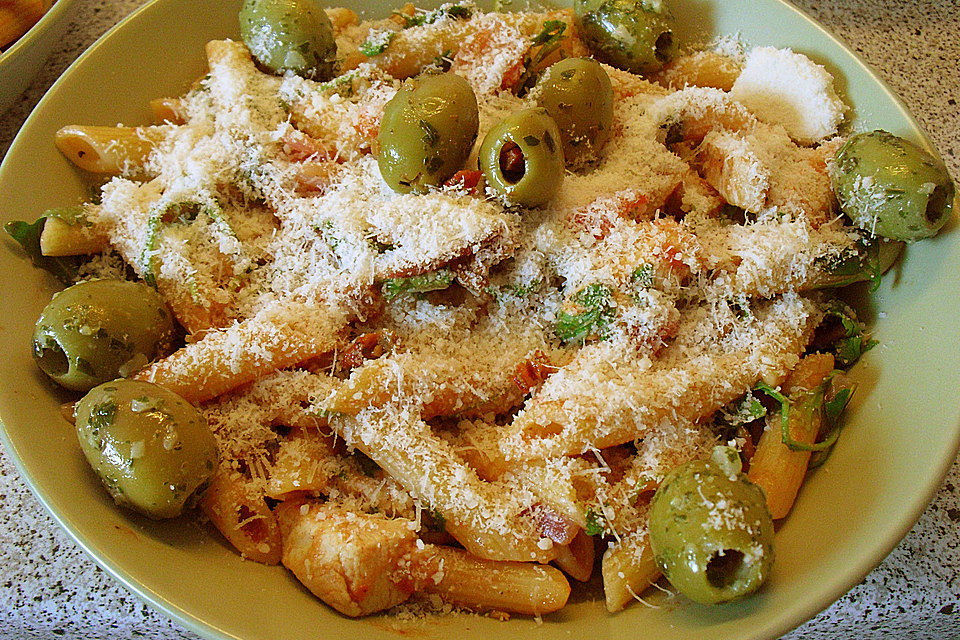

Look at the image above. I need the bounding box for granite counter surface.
[1,0,958,638]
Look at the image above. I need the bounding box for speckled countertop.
[1,0,958,638]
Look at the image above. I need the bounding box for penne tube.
[502,295,822,461]
[198,470,282,565]
[552,530,595,582]
[0,0,50,49]
[413,544,571,615]
[39,216,108,256]
[149,97,188,124]
[333,410,558,563]
[135,300,349,404]
[54,125,169,174]
[748,353,835,519]
[601,533,661,612]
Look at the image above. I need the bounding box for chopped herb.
[360,29,396,57]
[722,392,766,426]
[631,262,655,288]
[420,119,439,147]
[516,20,567,96]
[141,199,230,287]
[431,49,453,72]
[318,72,358,98]
[382,269,456,300]
[87,400,118,438]
[508,280,541,297]
[824,303,876,367]
[555,283,617,343]
[394,4,472,28]
[426,507,447,532]
[585,507,605,536]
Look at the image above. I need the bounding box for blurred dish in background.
[0,0,54,50]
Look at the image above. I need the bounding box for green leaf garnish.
[554,283,617,343]
[141,199,228,288]
[585,507,605,536]
[382,269,455,300]
[754,376,851,455]
[360,30,396,57]
[824,303,876,367]
[394,4,472,28]
[4,216,83,285]
[516,20,567,96]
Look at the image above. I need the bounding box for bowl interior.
[0,1,957,639]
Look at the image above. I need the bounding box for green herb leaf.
[585,507,605,536]
[824,304,877,367]
[555,283,617,343]
[631,262,655,288]
[754,379,842,454]
[515,20,567,96]
[360,30,396,57]
[4,217,82,285]
[382,269,456,300]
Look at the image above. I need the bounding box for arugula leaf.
[585,507,605,536]
[4,216,82,284]
[721,392,766,427]
[360,30,396,57]
[824,303,876,367]
[381,269,455,300]
[754,377,849,455]
[554,283,616,343]
[393,4,472,28]
[515,19,567,96]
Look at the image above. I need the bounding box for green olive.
[575,0,678,75]
[478,108,565,207]
[535,57,614,167]
[377,72,480,194]
[831,130,954,241]
[239,0,337,80]
[33,279,176,392]
[648,446,775,605]
[75,379,218,519]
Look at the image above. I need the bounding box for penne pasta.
[748,353,836,519]
[199,470,282,565]
[39,215,108,257]
[135,300,350,404]
[54,125,169,175]
[413,544,571,615]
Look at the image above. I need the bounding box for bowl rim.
[0,0,79,66]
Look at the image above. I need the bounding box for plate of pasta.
[0,0,958,638]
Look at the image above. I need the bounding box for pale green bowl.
[0,0,78,114]
[0,0,957,638]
